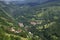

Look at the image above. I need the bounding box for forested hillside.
[0,1,60,40]
[0,3,28,40]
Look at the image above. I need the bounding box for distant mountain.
[0,0,59,7]
[3,0,60,6]
[2,0,48,5]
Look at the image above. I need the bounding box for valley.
[0,0,60,40]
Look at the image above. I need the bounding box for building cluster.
[9,27,22,33]
[18,20,42,27]
[30,20,42,25]
[9,21,42,33]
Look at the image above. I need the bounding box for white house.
[30,21,37,25]
[18,23,24,27]
[10,27,15,32]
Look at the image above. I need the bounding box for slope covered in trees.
[0,1,60,40]
[0,4,28,40]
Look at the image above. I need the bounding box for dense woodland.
[0,1,60,40]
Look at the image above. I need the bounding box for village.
[7,20,43,34]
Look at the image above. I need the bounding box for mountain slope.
[0,0,60,40]
[0,5,28,40]
[0,2,28,40]
[14,1,60,40]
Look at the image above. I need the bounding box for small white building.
[10,27,15,32]
[30,21,37,25]
[28,32,33,38]
[18,23,24,27]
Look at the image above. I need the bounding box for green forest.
[0,1,60,40]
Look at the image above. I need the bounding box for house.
[36,20,42,24]
[10,27,15,32]
[30,21,37,25]
[18,23,24,27]
[15,29,22,33]
[28,32,33,37]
